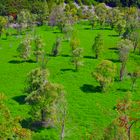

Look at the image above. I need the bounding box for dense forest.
[0,0,140,15]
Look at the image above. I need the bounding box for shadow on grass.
[108,34,119,37]
[53,31,61,34]
[8,59,36,64]
[12,95,26,104]
[61,54,71,57]
[108,58,120,63]
[21,118,32,130]
[60,68,74,72]
[84,27,112,31]
[117,88,128,92]
[84,56,95,59]
[80,84,101,93]
[21,119,53,132]
[109,47,118,51]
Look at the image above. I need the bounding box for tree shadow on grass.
[108,58,120,63]
[61,54,71,57]
[84,56,95,59]
[8,59,36,64]
[80,84,101,93]
[117,88,128,92]
[109,47,118,51]
[21,118,53,132]
[60,68,74,72]
[12,95,26,105]
[108,34,119,37]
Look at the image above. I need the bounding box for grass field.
[0,23,140,139]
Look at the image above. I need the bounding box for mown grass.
[0,23,140,139]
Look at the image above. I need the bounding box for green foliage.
[25,67,66,128]
[52,37,62,56]
[0,16,7,37]
[92,60,116,92]
[0,93,31,139]
[17,36,32,61]
[95,3,107,27]
[71,47,84,71]
[92,33,103,59]
[118,39,133,81]
[114,19,126,36]
[34,36,45,62]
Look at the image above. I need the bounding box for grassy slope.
[0,23,140,139]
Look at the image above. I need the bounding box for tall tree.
[92,33,103,59]
[34,36,45,62]
[52,37,62,56]
[118,39,133,81]
[17,36,32,61]
[92,60,116,92]
[25,67,66,128]
[71,47,83,71]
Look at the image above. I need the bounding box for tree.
[48,4,66,32]
[89,14,98,30]
[103,119,128,140]
[92,33,103,59]
[123,7,139,38]
[129,31,140,53]
[56,92,67,140]
[25,67,66,128]
[92,60,116,92]
[31,1,48,25]
[34,36,45,62]
[17,36,32,61]
[71,47,83,71]
[128,69,140,91]
[118,39,133,81]
[0,93,31,139]
[95,3,107,28]
[70,31,80,51]
[63,24,73,41]
[114,19,126,36]
[107,8,122,28]
[115,93,140,140]
[0,16,7,37]
[17,9,32,34]
[52,37,62,56]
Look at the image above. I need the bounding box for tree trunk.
[95,54,98,59]
[41,109,47,122]
[120,63,126,81]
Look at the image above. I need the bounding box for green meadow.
[0,23,140,139]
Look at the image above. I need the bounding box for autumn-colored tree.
[116,93,140,140]
[92,33,103,59]
[92,60,116,92]
[0,93,31,139]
